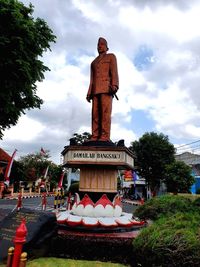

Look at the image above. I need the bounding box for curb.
[122,199,141,206]
[4,194,55,200]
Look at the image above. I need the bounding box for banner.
[4,149,17,182]
[44,166,49,179]
[40,147,46,156]
[58,172,65,188]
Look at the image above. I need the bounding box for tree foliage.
[18,151,63,189]
[165,160,194,193]
[0,0,56,138]
[130,132,175,191]
[69,132,91,145]
[19,151,50,181]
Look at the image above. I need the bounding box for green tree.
[0,0,56,138]
[9,160,24,183]
[19,151,50,181]
[69,132,91,145]
[18,151,63,189]
[165,160,195,193]
[130,132,175,192]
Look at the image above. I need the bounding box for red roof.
[0,148,11,163]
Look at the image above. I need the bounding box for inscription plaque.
[0,208,57,261]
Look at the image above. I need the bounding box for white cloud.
[3,116,45,142]
[111,123,137,146]
[2,0,200,162]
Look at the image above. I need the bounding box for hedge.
[134,194,193,220]
[133,211,200,267]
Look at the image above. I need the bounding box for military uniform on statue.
[86,37,119,142]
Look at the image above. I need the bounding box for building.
[0,148,11,181]
[175,152,200,194]
[121,170,147,199]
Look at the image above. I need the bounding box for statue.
[86,37,119,142]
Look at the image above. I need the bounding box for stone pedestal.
[62,144,135,194]
[59,143,146,230]
[79,167,117,192]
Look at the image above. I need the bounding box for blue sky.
[134,45,154,71]
[1,0,200,163]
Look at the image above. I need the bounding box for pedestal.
[79,167,117,192]
[62,144,135,194]
[59,143,145,229]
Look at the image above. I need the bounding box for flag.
[133,171,138,181]
[58,172,65,189]
[44,166,49,179]
[40,147,46,156]
[133,171,139,187]
[4,149,17,182]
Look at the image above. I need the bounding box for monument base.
[48,228,138,265]
[62,143,135,193]
[79,167,117,193]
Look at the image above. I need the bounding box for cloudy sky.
[1,0,200,163]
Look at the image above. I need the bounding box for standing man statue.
[86,37,119,142]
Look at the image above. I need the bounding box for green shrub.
[134,194,193,220]
[133,211,200,267]
[196,188,200,194]
[193,197,200,207]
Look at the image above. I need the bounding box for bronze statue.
[87,37,119,141]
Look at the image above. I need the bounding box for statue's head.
[97,37,109,54]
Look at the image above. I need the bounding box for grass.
[0,258,128,267]
[28,258,128,267]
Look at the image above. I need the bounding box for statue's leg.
[91,95,100,140]
[99,94,112,141]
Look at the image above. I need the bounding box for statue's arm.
[110,54,119,93]
[86,65,93,102]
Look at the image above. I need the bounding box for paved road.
[0,196,137,214]
[123,201,138,214]
[0,196,55,212]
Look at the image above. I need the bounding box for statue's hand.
[110,85,118,94]
[86,95,92,102]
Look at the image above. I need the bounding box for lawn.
[0,258,128,267]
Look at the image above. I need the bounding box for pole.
[54,191,57,210]
[61,188,65,206]
[0,181,5,199]
[42,192,47,211]
[57,191,61,209]
[67,192,72,210]
[17,193,22,211]
[6,247,14,267]
[12,219,27,267]
[19,252,27,267]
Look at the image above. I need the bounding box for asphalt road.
[0,196,137,214]
[0,196,55,212]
